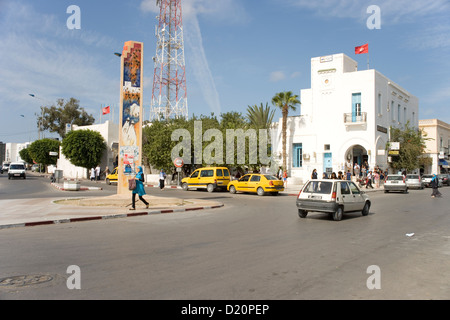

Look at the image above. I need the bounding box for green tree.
[19,147,33,164]
[61,129,106,172]
[28,138,60,168]
[387,122,429,173]
[246,103,275,130]
[271,91,301,171]
[142,120,179,171]
[38,98,95,138]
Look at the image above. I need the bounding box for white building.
[419,119,450,174]
[272,53,419,184]
[57,121,119,179]
[4,142,31,163]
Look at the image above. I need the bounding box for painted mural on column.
[118,41,144,194]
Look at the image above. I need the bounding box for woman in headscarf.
[431,174,442,198]
[130,166,149,210]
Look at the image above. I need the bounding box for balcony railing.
[344,112,367,124]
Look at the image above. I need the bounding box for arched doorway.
[345,144,368,174]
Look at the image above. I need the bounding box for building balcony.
[343,112,367,130]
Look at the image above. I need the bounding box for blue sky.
[1,0,449,143]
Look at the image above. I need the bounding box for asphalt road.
[0,173,449,301]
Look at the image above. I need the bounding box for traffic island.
[0,195,224,230]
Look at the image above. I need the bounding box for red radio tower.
[150,0,188,121]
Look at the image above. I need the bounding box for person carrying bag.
[130,166,149,210]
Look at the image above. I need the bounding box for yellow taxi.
[106,167,118,185]
[181,167,231,192]
[227,173,284,196]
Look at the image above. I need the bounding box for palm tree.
[271,91,301,171]
[246,103,275,130]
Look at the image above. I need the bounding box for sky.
[1,0,450,143]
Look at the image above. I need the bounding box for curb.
[0,204,224,230]
[50,183,103,191]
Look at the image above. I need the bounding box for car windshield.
[387,176,404,181]
[406,175,419,179]
[422,175,433,178]
[264,175,278,180]
[10,164,25,169]
[303,181,333,194]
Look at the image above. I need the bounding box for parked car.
[1,161,10,174]
[296,179,371,221]
[106,167,118,185]
[31,164,40,172]
[384,174,408,193]
[8,162,26,179]
[405,174,424,189]
[227,174,284,196]
[181,167,231,192]
[422,174,442,188]
[437,174,450,186]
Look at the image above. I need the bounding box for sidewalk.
[0,174,224,230]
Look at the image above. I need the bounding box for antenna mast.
[150,0,188,121]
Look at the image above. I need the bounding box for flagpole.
[367,43,370,70]
[100,104,102,124]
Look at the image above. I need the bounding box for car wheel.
[229,185,236,194]
[257,187,265,196]
[182,183,189,191]
[333,206,343,221]
[384,190,389,193]
[207,184,215,193]
[403,188,408,194]
[362,202,370,216]
[298,209,308,218]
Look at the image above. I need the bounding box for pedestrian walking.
[130,166,149,210]
[346,170,351,181]
[366,171,374,189]
[374,170,380,188]
[104,166,110,181]
[90,167,96,181]
[431,174,442,198]
[95,165,101,181]
[354,162,360,178]
[311,169,318,179]
[159,169,167,190]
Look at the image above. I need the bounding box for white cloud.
[270,71,286,82]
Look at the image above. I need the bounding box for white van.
[8,162,27,179]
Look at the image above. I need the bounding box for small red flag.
[102,106,110,115]
[355,43,369,54]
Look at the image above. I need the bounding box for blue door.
[352,93,361,122]
[324,153,332,176]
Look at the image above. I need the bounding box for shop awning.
[439,159,449,166]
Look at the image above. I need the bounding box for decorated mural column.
[118,41,144,195]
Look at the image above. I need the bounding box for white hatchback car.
[296,179,371,221]
[384,174,407,193]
